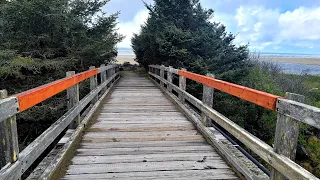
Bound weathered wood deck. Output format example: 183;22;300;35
62;72;238;180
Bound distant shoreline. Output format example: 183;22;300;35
260;57;320;66
116;53;320;66
116;54;138;65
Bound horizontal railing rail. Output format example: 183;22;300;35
0;64;120;179
149;64;320;180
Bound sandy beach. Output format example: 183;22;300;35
115;54;320;66
260;57;320;66
116;54;138;65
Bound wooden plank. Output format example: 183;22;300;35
86;125;195;132
76;145;213;154
83;130;200;138
82;135;204;143
79;140;206;148
277;98;320;129
71;153;221;165
66;161;231;174
63;169;237;180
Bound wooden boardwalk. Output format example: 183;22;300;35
62;72;238;180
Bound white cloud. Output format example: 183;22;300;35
233;5;320;51
117;10;149;48
278;7;320;40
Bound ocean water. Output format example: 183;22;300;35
118;48;134;55
117;48;320;75
275;62;320;75
257;52;320;75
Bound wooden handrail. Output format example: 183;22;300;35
0;64;120;179
148;64;320;180
16;69;98;112
0;65;118;122
178;70;281;110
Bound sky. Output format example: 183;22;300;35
103;0;320;54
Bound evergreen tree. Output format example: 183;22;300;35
132;0;249;82
0;0;123;146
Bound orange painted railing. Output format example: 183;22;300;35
178;70;280;110
15;69;98;112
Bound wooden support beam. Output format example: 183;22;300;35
66;71;80;129
160;65;165;87
179;68;186;102
107;66;112;87
271;92;305;180
202;73;214;127
100;64;107;92
0;90;19;169
90;66;98;104
167;66;173;93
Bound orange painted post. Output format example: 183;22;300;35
16;69;98;112
178;70;280;110
66;71;80;129
90;66;98;104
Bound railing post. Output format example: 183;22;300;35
167;66;173;92
107;65;112;87
271;92;305;180
66;71;80;129
0;90;19;169
179;68;186;102
202;73;214;126
160;65;165;87
90;66;98;104
100;64;107;92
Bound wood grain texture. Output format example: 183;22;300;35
62;72;238;180
202;73;214;127
149;71;319;180
66;71;80;129
271;92;305;180
0;90;19;169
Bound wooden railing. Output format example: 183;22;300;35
0;64;120;179
149;64;320;180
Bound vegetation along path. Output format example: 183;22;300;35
62;72;238;179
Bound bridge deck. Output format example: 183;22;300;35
62;72;238;180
